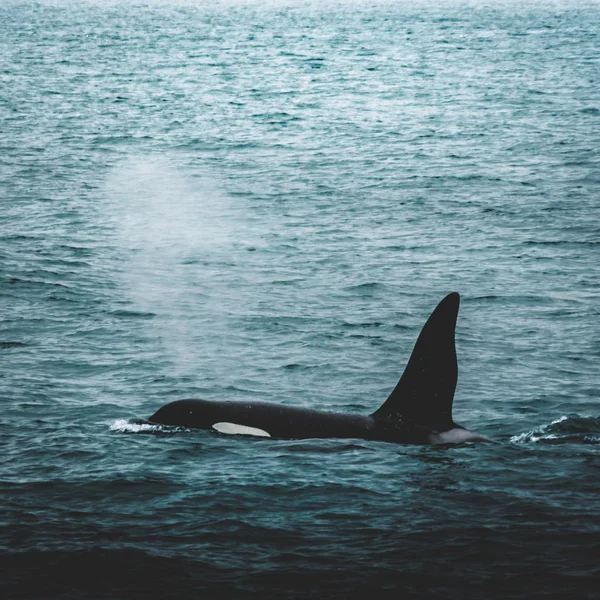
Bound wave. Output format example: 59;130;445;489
510;415;600;445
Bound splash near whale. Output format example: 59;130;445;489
148;293;489;445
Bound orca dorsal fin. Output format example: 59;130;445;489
372;292;460;432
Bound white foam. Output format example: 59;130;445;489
212;422;271;438
510;416;569;444
510;431;558;444
110;419;160;433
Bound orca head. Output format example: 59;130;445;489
148;399;202;428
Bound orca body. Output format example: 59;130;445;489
148;293;489;445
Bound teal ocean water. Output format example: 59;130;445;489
1;0;599;597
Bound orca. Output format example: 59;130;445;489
147;292;490;445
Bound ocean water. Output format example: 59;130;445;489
1;0;599;597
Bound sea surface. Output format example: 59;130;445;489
1;0;599;597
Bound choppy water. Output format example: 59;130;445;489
1;0;599;597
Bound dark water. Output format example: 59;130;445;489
1;0;599;597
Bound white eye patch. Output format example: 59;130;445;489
211;422;271;438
